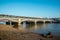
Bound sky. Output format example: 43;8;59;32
0;0;60;18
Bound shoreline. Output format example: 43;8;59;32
0;24;60;40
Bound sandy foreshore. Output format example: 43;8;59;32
0;24;60;40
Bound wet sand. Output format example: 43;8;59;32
0;24;60;40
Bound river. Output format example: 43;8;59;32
21;23;60;37
0;22;60;37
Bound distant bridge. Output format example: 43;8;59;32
0;14;54;28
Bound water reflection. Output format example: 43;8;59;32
22;23;60;37
0;22;6;24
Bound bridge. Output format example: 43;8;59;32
0;14;54;28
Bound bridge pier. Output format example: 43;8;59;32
34;20;37;30
18;18;21;29
22;21;26;29
50;21;52;23
6;21;12;26
35;20;37;25
10;21;12;26
43;20;46;24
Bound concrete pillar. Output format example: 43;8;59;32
18;18;21;29
35;20;37;25
50;21;52;23
34;20;38;30
44;20;45;23
22;21;26;29
43;23;46;28
10;21;12;26
35;23;37;30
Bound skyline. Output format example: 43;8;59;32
0;0;60;18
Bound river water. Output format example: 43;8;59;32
21;23;60;37
0;22;60;37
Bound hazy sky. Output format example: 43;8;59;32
0;0;60;18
